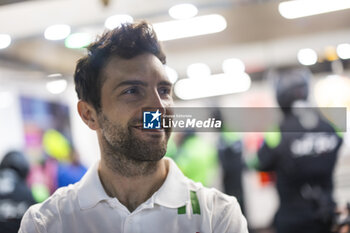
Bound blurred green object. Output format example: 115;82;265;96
264;130;281;149
222;131;240;144
43;129;71;161
175;135;218;186
165;136;177;159
330;122;344;138
31;183;50;203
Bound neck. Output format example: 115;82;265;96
98;157;168;212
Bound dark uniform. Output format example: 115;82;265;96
257;68;343;233
258;113;342;233
0;151;36;233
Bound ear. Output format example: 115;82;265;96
77;100;100;130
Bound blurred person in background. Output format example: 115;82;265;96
170;129;218;187
212;108;246;214
217;130;245;213
19;21;248;233
57;147;87;188
0;151;36;233
255;68;343;233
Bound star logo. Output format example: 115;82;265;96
143;109;162;129
150;110;162;122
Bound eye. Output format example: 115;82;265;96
159;87;171;96
123;87;139;95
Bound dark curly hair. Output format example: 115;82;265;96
74;21;166;110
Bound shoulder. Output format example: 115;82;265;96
37;182;79;210
20;183;80;233
187;180;248;233
195;184;240;215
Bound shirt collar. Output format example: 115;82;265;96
153;157;190;208
77;157;191;210
77;160;112;210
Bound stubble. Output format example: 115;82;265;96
98;113;170;177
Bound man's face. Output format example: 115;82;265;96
97;53;173;163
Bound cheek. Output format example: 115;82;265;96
116;109;142;126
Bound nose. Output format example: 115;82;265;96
146;90;167;114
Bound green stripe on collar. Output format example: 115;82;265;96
177;205;186;214
190;191;201;215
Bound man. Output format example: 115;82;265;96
256;68;343;233
19;22;248;233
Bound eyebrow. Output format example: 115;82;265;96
114;80;172;91
113;80;147;90
158;81;172;87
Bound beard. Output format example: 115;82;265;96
97;113;171;177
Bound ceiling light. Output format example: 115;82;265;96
279;0;350;19
153;14;227;41
44;24;71;40
174;73;251;100
65;32;94;49
0;34;11;49
187;63;211;79
168;3;198;19
46;79;67;94
337;43;350;59
164;65;178;84
47;73;63;79
105;14;133;30
297;48;318;66
222;58;245;74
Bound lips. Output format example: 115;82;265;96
132;125;164;133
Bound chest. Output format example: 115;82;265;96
58;205;211;233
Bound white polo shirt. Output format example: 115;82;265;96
19;158;248;233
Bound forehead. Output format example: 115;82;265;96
101;53;166;84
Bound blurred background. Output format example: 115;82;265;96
1;0;350;232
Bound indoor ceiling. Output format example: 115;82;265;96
1;0;350;81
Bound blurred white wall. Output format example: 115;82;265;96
0;88;25;160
